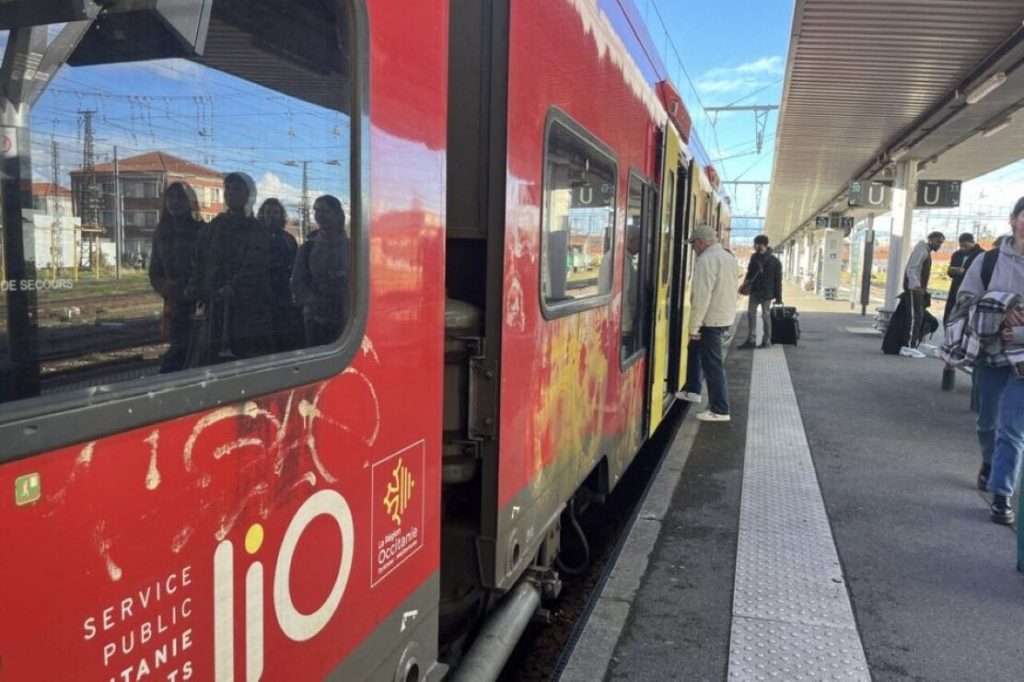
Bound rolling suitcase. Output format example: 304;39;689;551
770;305;800;345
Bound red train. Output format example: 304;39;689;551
0;1;730;679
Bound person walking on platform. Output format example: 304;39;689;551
957;198;1024;524
944;232;984;326
899;231;945;358
738;234;783;349
678;224;739;422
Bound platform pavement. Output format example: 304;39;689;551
559;282;1024;681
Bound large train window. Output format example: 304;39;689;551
540;110;616;318
0;1;365;439
621;173;656;366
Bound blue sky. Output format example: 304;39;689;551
643;0;794;242
27;46;348;218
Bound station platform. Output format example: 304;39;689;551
559;281;1024;681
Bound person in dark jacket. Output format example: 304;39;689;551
738;234;783;349
898;231;945;357
148;182;204;373
291;195;350;347
258;198;305;351
184;172;273;365
944;232;984;325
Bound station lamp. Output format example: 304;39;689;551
981;115;1013;138
965;71;1007;105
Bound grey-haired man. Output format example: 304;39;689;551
677;224;739;422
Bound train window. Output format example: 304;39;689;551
621;174;656;365
0;0;358;405
540;112;616;316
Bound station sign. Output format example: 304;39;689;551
815;215;854;229
848;181;892;209
916;180;960;208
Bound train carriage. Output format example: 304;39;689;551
0;1;728;680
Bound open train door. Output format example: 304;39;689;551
665;158;692;409
646;122;683;435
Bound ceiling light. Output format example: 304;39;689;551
982;115;1013;138
889;145;912;162
966;71;1007;104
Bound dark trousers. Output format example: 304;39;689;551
159;308;192;373
906;289;925;348
746;296;772;343
684;325;730;415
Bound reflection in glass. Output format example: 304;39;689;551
541;119;615;307
0;1;354;403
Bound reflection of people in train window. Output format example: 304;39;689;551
184;172;272;365
149;182;204;373
258;198;305;352
290;195;350;347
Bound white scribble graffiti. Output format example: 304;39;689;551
144;430;161;491
44;338;384;580
93;520;123;582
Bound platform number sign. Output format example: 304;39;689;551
14;473;40;506
848;181;893;209
916;180;960;209
815;216;829;228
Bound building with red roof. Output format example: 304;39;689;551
70;151;225;258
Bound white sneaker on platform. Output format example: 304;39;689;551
676;391;702;403
696;410;731;422
899;346;926;359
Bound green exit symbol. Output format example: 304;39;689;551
14;473;41;506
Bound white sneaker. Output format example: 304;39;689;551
676;391;702;403
696;410;731;422
899;346;927;359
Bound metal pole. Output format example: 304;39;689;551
113;145;121;279
301;160;310;238
860;213;875;316
884;160;917;310
450;581;541;682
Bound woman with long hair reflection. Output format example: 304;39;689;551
149;182;204;373
291;195;350;346
258;198;305;351
185;172;272;365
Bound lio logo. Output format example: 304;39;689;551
213;489;354;681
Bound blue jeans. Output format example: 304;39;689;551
685;326;730;415
975;364;1024;497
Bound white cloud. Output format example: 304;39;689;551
255;171;327;217
697;55;784;96
257;171;303;207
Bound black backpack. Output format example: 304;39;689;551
980;248;999;289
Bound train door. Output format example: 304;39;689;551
676;159;704;390
666;160;692;403
646;124;681;435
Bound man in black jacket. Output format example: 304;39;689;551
738;234;783;349
944;232;984;325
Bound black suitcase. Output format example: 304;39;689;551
881;293;910;355
770;305;800;345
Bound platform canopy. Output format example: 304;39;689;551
766;0;1024;244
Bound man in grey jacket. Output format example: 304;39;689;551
900;231;944;358
677;224;739;422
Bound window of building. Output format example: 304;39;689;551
540;112;616;316
0;0;361;418
621;173;656;365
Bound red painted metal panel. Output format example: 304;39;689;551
499;0;664;509
0;1;448;679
